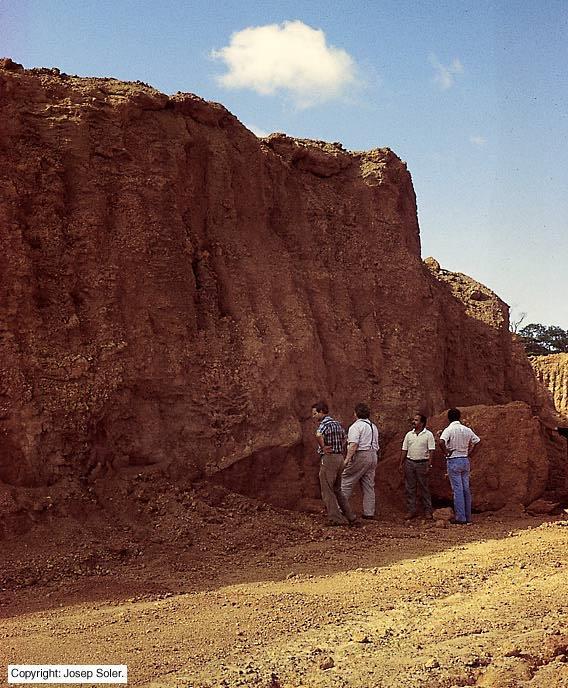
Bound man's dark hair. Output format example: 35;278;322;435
312;401;328;414
354;402;371;419
416;413;427;426
448;408;461;422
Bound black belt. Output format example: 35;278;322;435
406;458;429;463
447;456;467;461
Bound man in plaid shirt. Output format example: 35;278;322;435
311;401;348;526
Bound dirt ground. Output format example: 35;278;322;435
1;483;568;688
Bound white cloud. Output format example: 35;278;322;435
430;55;463;90
470;135;487;146
212;20;357;108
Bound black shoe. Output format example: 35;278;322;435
449;519;467;525
362;515;377;520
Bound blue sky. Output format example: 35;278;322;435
3;0;567;328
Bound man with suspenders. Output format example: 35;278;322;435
338;403;380;523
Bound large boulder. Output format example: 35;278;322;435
378;402;552;511
430;403;551;510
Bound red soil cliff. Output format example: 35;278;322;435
530;353;568;423
0;63;564;528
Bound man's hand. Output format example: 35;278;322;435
322;445;333;454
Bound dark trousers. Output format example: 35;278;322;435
404;459;432;515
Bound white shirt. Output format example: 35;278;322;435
440;420;480;458
402;428;435;460
348;418;379;451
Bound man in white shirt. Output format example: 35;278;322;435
400;413;435;520
338;403;379;523
439;408;481;525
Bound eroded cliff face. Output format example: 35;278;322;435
0;62;561;523
530;354;568;423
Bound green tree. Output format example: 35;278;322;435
519;323;568;356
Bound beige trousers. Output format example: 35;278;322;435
319;453;348;524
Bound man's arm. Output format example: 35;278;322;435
427;431;436;468
316;433;334;454
438;439;450;477
400;432;410;470
344;424;360;465
345;441;359;466
468;439;480;458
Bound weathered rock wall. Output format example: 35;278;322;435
530;354;568;422
0;62;560;518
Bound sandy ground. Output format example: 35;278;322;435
1;486;568;688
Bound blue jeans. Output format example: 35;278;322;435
447;457;471;522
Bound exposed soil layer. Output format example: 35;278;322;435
0;63;564;521
531;353;568;422
1;487;568;688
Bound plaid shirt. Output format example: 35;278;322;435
316;416;346;455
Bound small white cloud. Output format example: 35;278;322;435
212;20;358;108
470;135;487;146
245;123;270;137
430;55;463;90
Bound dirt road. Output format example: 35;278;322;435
2;506;568;688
